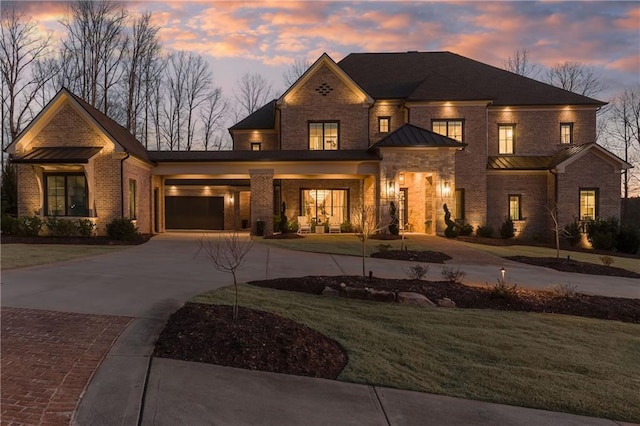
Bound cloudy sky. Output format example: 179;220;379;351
14;1;640;101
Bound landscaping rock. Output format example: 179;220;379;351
366;288;396;302
322;286;340;298
437;298;456;308
342;286;368;299
397;292;436;307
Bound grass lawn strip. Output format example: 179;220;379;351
193;284;640;423
1;244;125;270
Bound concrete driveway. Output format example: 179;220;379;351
1;233;638;425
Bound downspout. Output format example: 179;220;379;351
120;153;130;217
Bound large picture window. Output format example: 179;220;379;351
580;188;598;221
301;189;348;224
432;119;463;142
45;173;88;216
498;124;515;154
309;122;339;150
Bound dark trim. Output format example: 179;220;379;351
498;123;516;155
431;118;465;142
508;194;522;220
455;188;465;221
120;153;130;217
560;122;574;144
579;187;599;221
378;116;391;133
43;172;89;217
308;120;340;150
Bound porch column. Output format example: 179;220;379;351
249;169;274;236
233;190;241;230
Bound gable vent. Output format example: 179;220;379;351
315;82;334;96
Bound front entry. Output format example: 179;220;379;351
165;196;224;230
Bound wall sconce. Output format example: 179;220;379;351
388;180;395;197
398;172;405;185
442;181;451;197
229;195;234;204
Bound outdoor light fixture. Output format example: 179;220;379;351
500;267;506;281
388;180;395;197
398;172;405;185
442;181;451;197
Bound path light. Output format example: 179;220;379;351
500;267;506;281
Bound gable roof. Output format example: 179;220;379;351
370;124;466;149
229;99;277;131
339;52;605;106
551;143;632;171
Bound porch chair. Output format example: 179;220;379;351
328;216;341;233
297;216;311;234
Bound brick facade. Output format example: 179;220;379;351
249;169;274;235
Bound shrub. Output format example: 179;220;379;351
76;219;96;237
500;217;515;239
388;201;399;236
490;279;518;301
376;243;392;252
287;220;299;234
563;219;582;246
444;226;458;238
599;255;614;267
441;266;466;283
590;231;616;251
46;217;78;237
457;222;474;236
106;218;139;241
616;226;640;254
340;221;354;233
547;283;577;298
405;264;429;280
1;214;20;235
19;215;43;237
476;225;493;238
586;217;618;250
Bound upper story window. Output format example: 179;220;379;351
45;173;88;217
560;123;573;144
579;188;598;221
509;194;522;220
378;117;390;133
251;143;261;151
309;121;338;150
432;119;463;142
498;124;515;154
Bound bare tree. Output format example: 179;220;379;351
200;89;226;150
0;6;55;145
282;57;310;87
546;205;562;259
233;72;274;118
184;53;212;150
351;205;386;277
502;48;539;78
544;62;604;98
198;232;254;320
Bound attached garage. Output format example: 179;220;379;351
165;196;224;230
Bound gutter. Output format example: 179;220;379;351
120;152;130;217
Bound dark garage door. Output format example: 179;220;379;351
165;196;224;230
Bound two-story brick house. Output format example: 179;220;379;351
7;51;630;238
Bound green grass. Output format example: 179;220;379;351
1;244;125;270
194;284;640;422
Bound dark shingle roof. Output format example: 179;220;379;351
371;124;465;149
11;146;102;164
229;100;277;131
148;149;381;163
66;90;151;163
339;52;605;106
487;156;554;170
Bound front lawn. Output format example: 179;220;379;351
186;284;640;422
0;243;125;270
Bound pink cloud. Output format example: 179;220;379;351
606;55;640;74
614;7;640;31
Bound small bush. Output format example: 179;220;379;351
46;217;78;237
490;279;518;301
616;226;640;254
444;226;458;238
341;221;354;233
106;218;139;241
599;255;614;267
287;220;299;234
1;214;20;235
457;222;474;236
591;232;616;251
76;219;96;237
405;264;429;280
563;219;582;246
500;217;515;239
547;283;577;298
476;225;494;238
376;243;392;252
586;217;618;250
19;215;43;237
441;266;466;283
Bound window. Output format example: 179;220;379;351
45;173;88;216
579;189;598;221
129;179;137;220
455;189;465;221
560;123;573;144
251;143;261;151
432;119;463;142
509;194;522;220
301;189;348;224
309;122;338;150
378;117;390;133
498;124;515;154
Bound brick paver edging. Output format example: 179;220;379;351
1;307;132;426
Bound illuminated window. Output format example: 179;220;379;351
560;123;573;144
579;189;598;221
301;189;348;224
509;194;521;220
432;119;463;142
129;179;137;220
251;143;261;151
45;173;88;217
309;122;339;150
455;189;465;221
499;124;515;154
378;117;390;133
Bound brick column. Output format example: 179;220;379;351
249;169;274;236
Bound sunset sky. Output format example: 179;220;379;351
12;1;640;102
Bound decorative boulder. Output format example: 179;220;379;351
366;288;396;302
322;286;340;298
437;298;456;308
397;292;436;307
343;286;368;299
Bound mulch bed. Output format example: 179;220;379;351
506;256;640;279
371;250;452;263
0;235;152;245
262;233;305;239
153;303;347;379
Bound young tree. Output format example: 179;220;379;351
546;205;562;259
351;205;386;277
282;57;310;87
502;48;539;78
233;72;274;118
184;53;212;150
200;89;226;150
198;232;254;320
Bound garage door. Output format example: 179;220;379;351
165;196;224;230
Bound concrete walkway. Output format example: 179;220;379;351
1;233;638;425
